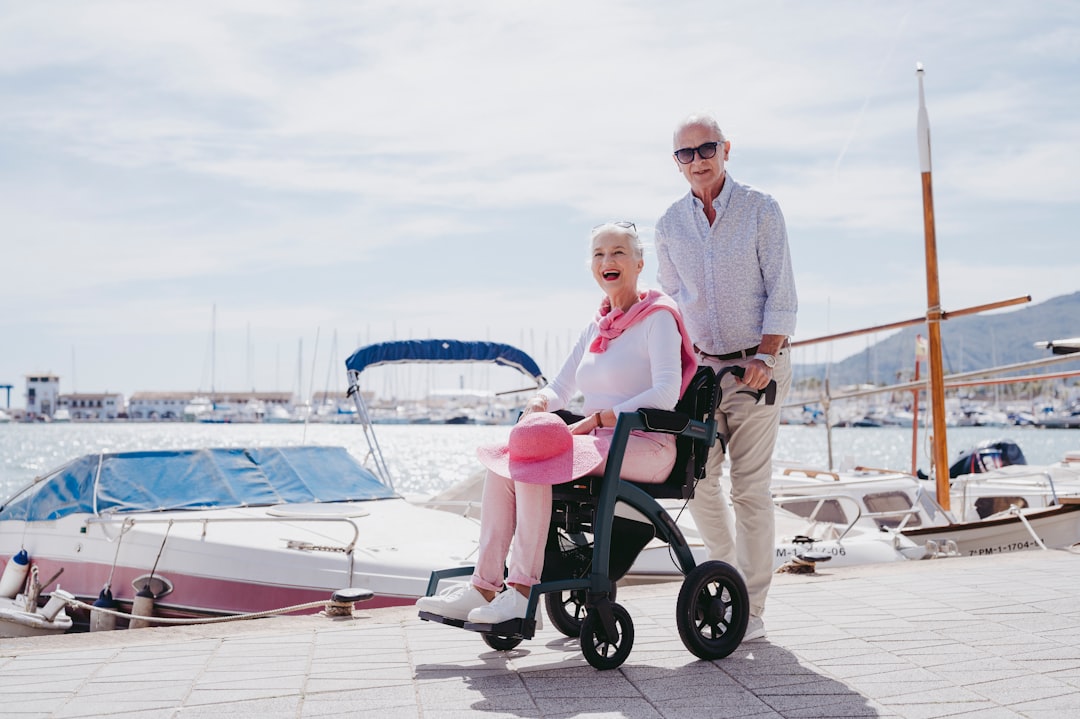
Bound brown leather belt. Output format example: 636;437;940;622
694;339;790;361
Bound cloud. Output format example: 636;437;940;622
2;1;1079;400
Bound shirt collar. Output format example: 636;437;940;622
690;174;734;217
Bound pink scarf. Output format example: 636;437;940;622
589;289;698;395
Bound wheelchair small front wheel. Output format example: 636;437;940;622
545;584;617;638
676;560;749;660
482;633;523;652
579;602;634;670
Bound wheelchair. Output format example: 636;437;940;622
419;366;765;670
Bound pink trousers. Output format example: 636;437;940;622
472;428;677;592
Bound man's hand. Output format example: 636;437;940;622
739;359;774;390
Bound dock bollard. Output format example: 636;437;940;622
323;588;374;617
40;589;74;622
128;583;156;629
91;587;119;632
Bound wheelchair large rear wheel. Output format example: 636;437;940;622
676;560;749;660
545;584;617;638
579;602;634;670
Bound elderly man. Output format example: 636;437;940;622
655;113;797;642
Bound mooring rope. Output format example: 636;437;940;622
59;596;343;625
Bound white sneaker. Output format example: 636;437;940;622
743;615;767;642
416;584;489;621
467;588;542;630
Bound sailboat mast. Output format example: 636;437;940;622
211;304;217;403
916;64;951;510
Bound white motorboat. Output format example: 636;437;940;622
0;595;73;638
0;446;482;630
616;450;1080;576
770;459;1080;559
0;339;551;632
0;558;74;637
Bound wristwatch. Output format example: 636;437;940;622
753;352;776;369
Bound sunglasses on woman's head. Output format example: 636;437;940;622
592;221;636;231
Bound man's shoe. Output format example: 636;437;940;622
416;583;489;621
467;588;542;630
743;615;767;642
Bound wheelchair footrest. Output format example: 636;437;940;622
417;610;467;628
464;617;537;639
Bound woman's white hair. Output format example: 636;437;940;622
589;222;644;260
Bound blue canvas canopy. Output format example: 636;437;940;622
344;340;544;384
0;446;395;522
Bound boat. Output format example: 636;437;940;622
769;459;1080;559
625;450;1080;577
181;396;213;422
900;499;1080;557
0;558;74;637
0;446;483;631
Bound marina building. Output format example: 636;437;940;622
25;373;60;420
57;392;126;421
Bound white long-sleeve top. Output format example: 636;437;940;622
537;310;683;417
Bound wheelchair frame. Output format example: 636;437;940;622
419;366;761;669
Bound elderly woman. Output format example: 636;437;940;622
417;221;696;626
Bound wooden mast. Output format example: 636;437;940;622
917;64;952;510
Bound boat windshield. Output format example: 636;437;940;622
0;446;396;522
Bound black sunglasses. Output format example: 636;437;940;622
674;142;720;165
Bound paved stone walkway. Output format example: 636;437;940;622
2;548;1079;718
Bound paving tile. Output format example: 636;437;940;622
177;696;300;717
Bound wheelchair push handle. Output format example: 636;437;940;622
715;365;778;406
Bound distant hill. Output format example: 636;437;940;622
795;291;1080;388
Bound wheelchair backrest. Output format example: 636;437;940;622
648;365;719;499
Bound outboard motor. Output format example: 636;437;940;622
949;438;1027;478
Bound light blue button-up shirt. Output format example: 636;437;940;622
655;175;797;355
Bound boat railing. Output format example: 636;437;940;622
952;469;1061;522
772;493;865;541
85;514;363;581
773;486;933;538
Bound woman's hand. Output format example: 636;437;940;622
569;410;606;435
521;395;549;417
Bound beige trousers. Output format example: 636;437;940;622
688;347;792;617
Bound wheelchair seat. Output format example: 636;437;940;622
546;365;720;582
551;364;720;502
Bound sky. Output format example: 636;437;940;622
2;1;1078;406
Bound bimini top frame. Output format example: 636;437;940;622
344;339;546;489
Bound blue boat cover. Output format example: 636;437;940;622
344;340;544;383
0;446;396;522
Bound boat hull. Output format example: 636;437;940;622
0;499;480;623
900;500;1080;557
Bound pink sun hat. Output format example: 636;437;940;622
476;412;604;485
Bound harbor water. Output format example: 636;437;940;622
2;422;1078;502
